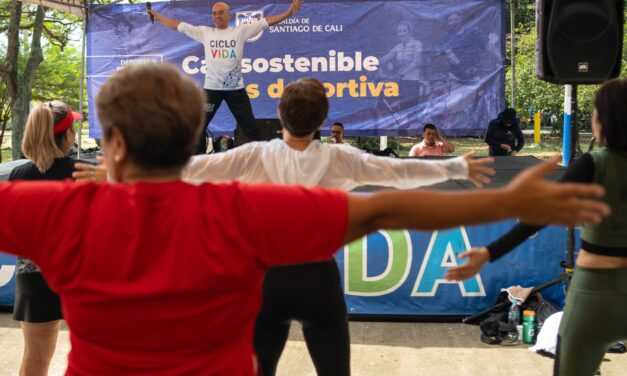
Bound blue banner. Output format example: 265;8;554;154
0;253;16;306
87;0;505;138
337;221;572;316
1;222;573;314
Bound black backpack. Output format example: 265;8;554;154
479;291;559;345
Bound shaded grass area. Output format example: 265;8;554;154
346;133;593;159
1;147;12;163
2;133;593;163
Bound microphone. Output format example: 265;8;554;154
147;2;154;24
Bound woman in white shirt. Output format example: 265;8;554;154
183;79;494;376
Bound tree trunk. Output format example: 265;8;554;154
0;119;6;163
3;2;46;160
10;90;30;159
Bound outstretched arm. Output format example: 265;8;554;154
344;157;609;244
73;146;258;184
265;0;303;26
148;9;181;30
343;147;494;189
445;154;597;281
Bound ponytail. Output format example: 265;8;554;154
21;102;67;173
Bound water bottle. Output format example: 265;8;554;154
522;310;537;344
507;301;520;342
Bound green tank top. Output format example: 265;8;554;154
581;149;627;249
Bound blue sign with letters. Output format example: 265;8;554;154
0;253;16;307
336;221;571;316
87;0;505;138
1;221;572;314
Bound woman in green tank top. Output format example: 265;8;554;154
446;78;627;376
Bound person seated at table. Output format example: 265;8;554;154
330;121;345;144
0;63;610;375
409;123;455;156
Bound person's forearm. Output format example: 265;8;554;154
352;155;467;189
182;154;241;183
487;223;544;261
345;189;514;243
266;10;294;26
441;138;455;153
265;0;301;26
345;156;610;245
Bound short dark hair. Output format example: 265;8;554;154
96;63;206;169
332;122;344;129
423;123;436;132
279;78;328;138
594;78;627;152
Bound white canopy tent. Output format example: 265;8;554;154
22;0;87;19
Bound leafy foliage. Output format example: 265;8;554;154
505;1;627;136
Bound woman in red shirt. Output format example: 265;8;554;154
0;63;610;375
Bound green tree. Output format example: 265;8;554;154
33;44;82;109
0;0;81;159
506;1;627;148
0;73;10;163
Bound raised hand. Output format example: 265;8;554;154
462;151;494;187
73;156;108;183
289;0;304;16
445;247;490;281
505;156;610;226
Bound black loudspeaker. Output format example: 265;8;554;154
536;0;624;84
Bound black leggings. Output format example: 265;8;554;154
254;260;350;376
197;88;260;154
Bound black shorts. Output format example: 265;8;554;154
12;272;62;323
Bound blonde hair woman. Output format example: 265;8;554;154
9;100;81;376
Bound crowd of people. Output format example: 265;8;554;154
0;2;624;376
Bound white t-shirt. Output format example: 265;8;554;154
178;20;269;90
183;139;468;190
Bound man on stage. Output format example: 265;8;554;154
148;0;304;153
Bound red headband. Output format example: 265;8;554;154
53;106;82;134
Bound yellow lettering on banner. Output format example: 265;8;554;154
367;82;384;97
260;78;399;99
384;83;399;97
247;84;260;99
336;82;348;97
268;79;285;99
323;82;336;97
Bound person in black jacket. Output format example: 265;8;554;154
485;108;525;156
